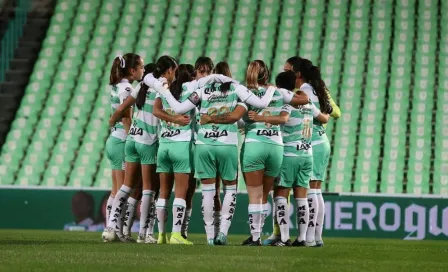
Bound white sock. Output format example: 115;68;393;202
123;197;137;235
248;203;263;241
214;210;221;238
139;190;155;236
275;197;289;242
219;184;237;236
181;208;192;237
107;185;131;231
262;202;269;230
306;189;319;243
147;198;156;235
296;197;309;241
315;189;325;242
106;195;114;224
156;198;168;234
172;198;186;233
201;184;216;240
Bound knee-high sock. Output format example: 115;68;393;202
202;184;216;240
275;197;289;242
181;208;192;237
219;185;237;236
306;189;319;242
107;185;131;231
123;197;137;235
156;198;168;234
172;198;186;233
139;190;155;237
147;198;156;235
248;204;263;241
296;198;309;241
106;195;114;224
315;189;325;241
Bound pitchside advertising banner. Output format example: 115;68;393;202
0;188;447;240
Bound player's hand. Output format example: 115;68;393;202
108;118;115;127
248;111;261;122
174;115;190;126
200;114;212;125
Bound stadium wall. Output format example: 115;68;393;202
0;187;447;240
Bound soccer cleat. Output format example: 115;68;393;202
122;234;136;243
207;238;215;246
241;236;253;245
271;239;292;247
102;227;117;242
315;240;324;247
170;233;193;245
145;234;158;244
136;234;146;244
243;238;262;246
214;232;227;245
262;234;280;246
292;239;307;247
306;240;317;247
157;233;169;244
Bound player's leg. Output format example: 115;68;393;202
241;142;266;246
123;174;142;242
215;145;238;245
214;175;222;240
182;143;196;239
307;141;330;246
146;169;159;243
195;144;218;245
169;142;194;245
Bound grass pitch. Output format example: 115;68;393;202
0;230;446;272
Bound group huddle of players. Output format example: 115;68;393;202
101;54;340;247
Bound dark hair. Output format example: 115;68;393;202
286;56;301;69
246;60;270;89
195;56;214;73
136;63;157;110
109;53;142;85
275;71;296;91
214;62;232;77
170;64;194;100
289;58;331;113
153;55;177;78
185;64;195;78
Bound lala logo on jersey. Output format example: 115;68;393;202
161;129;181;138
297;142;311;151
256;129;279;137
204;125;228;138
318;130;326;136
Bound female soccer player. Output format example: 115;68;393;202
240;60;310;246
102;56;177;243
288;57;338;247
103;53;143;241
148;73;278;245
269;71;329;246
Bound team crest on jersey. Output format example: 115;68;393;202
125;87;131;92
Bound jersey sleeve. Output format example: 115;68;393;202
310;103;322;117
130;83;140;99
187;88;203;105
119;85;133;103
281;104;293;114
234;84;253;102
277;88;294;104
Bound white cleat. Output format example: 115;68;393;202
102;227;117;242
145;234;158;244
136;234;146;244
306;240;317;247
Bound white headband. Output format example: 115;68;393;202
116;55;125;68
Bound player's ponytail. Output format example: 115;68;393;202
153;55;177;79
136;63;157;110
214;61;232;78
169;64;194;100
109;53;141;85
246;60;270;89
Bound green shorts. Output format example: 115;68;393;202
105;136;125;170
125;140;157;165
157;142;193;173
195;144;238;181
277;155;313;188
241;142;283;178
312;141;331;181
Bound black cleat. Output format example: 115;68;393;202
243;237;262;246
272;239;292;247
242;236;253;245
292;239;306;247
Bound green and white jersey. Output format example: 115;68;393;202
299;83;328;146
110;79;133;140
243;87;294;146
189;82;248;146
281;102;320;157
127;83;159;146
157;82;196;143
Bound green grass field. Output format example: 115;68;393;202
0;230;447;272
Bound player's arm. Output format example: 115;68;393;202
152;83;198;114
153;97;190;126
311;103;329;124
326;88;341;119
278;88;309;107
109;95;136;128
248;110;289;125
235;85;275;108
200;104;247;125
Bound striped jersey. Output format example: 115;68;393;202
110;79;133;140
281;102;320;157
157;81;196;143
244;87;294;146
189;82;248;146
127;82;159;146
299;83;328;146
